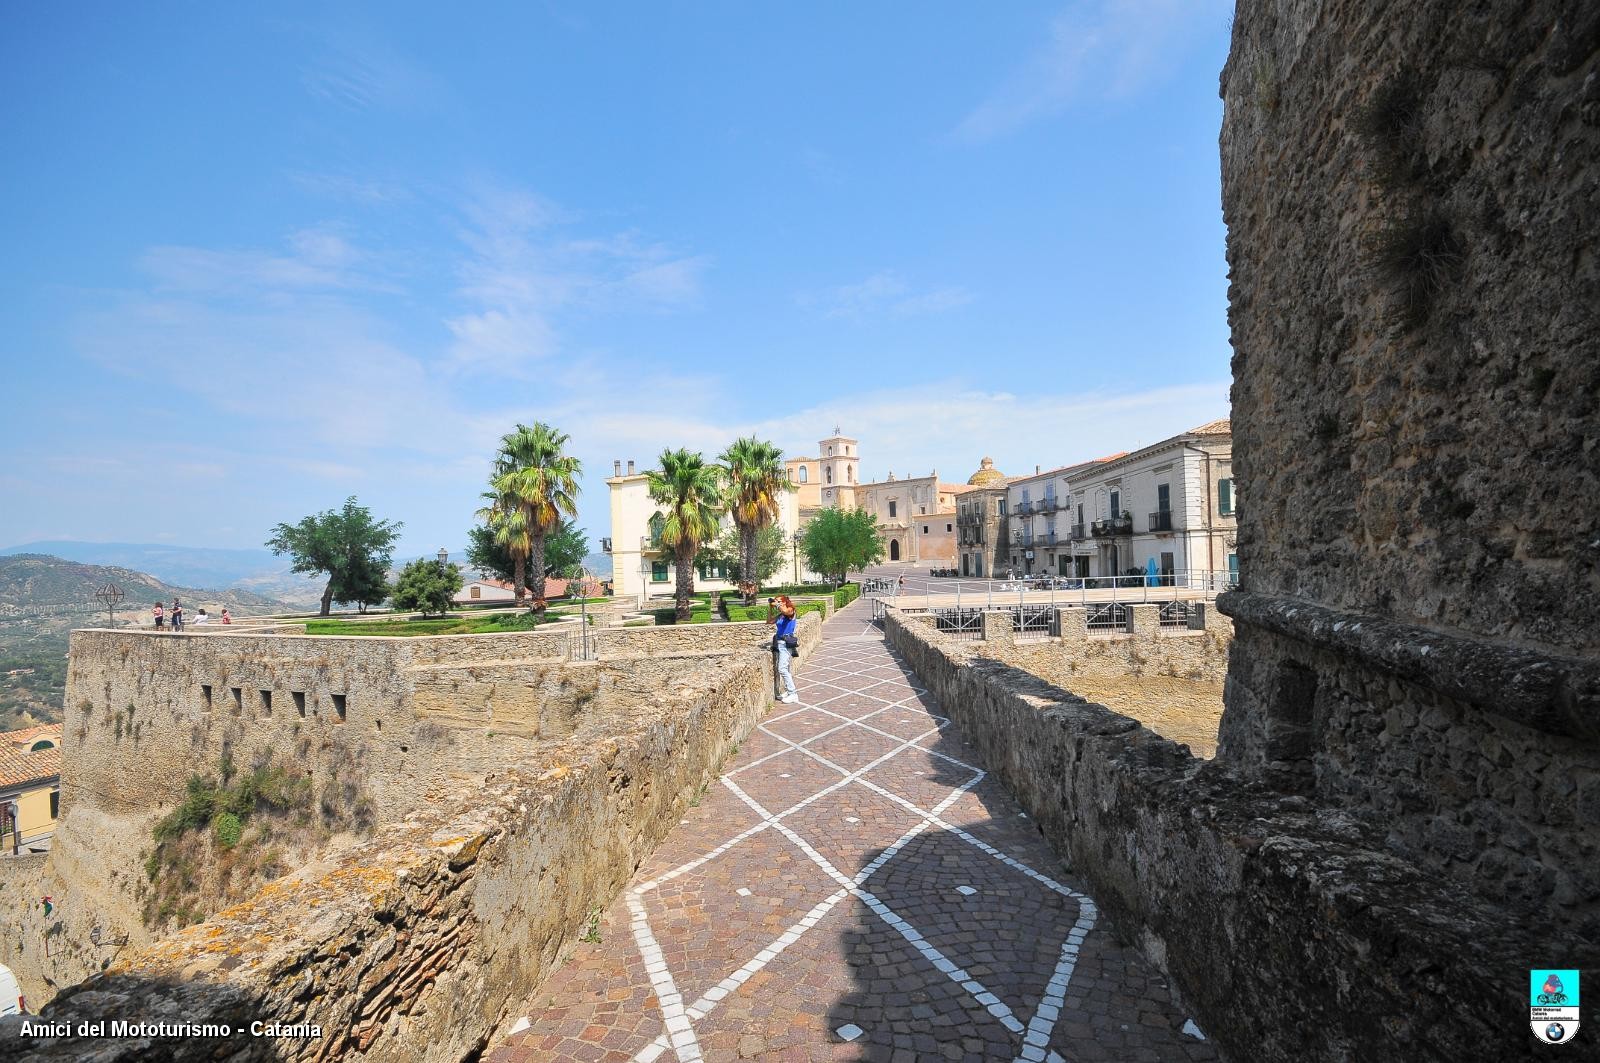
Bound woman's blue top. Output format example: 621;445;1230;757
775;613;797;638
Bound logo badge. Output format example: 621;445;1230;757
1532;969;1580;1045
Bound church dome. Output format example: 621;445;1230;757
967;457;1006;487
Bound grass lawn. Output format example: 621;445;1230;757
302;613;565;637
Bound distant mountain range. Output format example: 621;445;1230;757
0;553;289;619
0;540;325;605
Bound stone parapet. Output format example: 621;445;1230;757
0;646;778;1062
882;609;1585;1062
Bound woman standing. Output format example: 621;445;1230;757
152;602;164;630
768;595;801;704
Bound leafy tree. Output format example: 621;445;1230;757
646;449;724;620
702;523;786;584
801;507;884;586
484;423;582;610
390;558;463;617
266;497;403;616
466;518;588;585
331;556;390;614
720;437;789;603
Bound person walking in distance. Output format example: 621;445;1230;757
170;598;184;632
767;595;801;704
153;602;164;631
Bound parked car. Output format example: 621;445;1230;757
0;961;25;1017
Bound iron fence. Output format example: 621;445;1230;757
1158;600;1191;628
1086;603;1129;632
930;607;984;640
1011;604;1058;641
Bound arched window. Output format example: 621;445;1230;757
826;466;833;484
798;465;808;483
847;466;854;483
30;739;55;751
648;513;665;543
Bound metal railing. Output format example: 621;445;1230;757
930;607;983;640
1148;511;1174;532
1038;497;1061;513
1069;523;1086;540
904;568;1238;614
1011;604;1058;640
640;535;664;551
1015;501;1034;515
1158;600;1191;628
1086;602;1129;631
1090;515;1133;537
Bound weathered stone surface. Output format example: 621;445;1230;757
884;609;1591;1062
1218;0;1600;944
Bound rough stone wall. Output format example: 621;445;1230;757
1219;0;1600;934
883;609;1585;1062
1;622;806;1007
976;606;1233;685
0;645;777;1062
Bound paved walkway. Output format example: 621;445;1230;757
491;599;1215;1062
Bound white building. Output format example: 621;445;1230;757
604;458;805;603
1003;420;1236;582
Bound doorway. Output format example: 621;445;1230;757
890;539;901;561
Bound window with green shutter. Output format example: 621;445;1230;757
651;560;669;582
1218;478;1233;515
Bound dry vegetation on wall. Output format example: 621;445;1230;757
141;745;375;932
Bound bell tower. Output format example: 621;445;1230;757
817;427;860;509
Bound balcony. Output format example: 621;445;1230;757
1038;497;1062;514
1148;510;1174;533
640;535;665;552
956;512;983;526
601;537;613;553
1070;523;1087;540
1091;514;1133;537
1015;501;1034;515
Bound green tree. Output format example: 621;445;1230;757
390;558;464;617
331;556;391;614
801;507;884;586
720;437;789;603
485;423;582;610
266;497;403;617
466;518;589;585
702;523;786;584
646;448;724;620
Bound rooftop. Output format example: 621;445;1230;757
0;722;62;790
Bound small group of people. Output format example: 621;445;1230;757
152;599;230;631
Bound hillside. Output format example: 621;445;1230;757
0;540;325;606
0;554;290;729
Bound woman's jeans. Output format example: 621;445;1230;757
776;642;798;698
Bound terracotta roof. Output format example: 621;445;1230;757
0;724;61;791
1187;418;1231;436
4;723;62;750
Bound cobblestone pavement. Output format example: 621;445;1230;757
491;598;1216;1062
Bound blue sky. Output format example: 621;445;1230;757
1;2;1234;560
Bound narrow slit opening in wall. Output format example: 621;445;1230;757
332;693;347;723
230;687;242;715
200;684;212;713
293;691;306;717
259;689;272;715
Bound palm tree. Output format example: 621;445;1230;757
488;422;582;610
474;489;532;602
720;436;788;603
647;448;724;621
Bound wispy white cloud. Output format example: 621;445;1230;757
445;186;707;374
953;0;1219;143
140;225;388;295
800;271;972;319
301;37;441;113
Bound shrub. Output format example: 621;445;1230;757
833;583;861;609
213;812;243;849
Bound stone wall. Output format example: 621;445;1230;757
974;605;1233;685
0;619;813;1009
1219;0;1600;941
883;609;1586;1062
0;644;780;1061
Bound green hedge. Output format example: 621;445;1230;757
833;583;861;608
725;600;826;623
647;606;715;625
